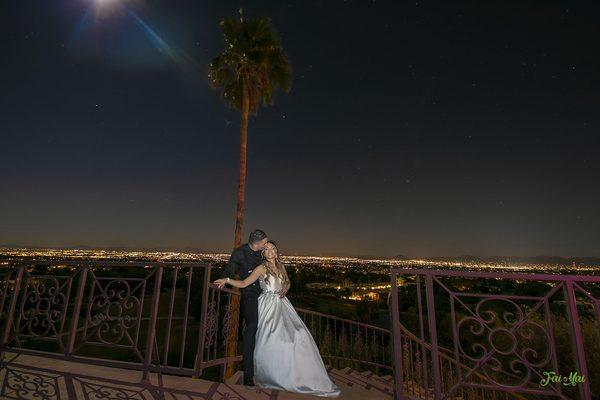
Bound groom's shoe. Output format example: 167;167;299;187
243;377;255;388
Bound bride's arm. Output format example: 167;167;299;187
280;266;291;298
214;264;265;289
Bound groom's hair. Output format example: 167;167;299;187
248;229;267;244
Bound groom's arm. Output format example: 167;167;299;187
222;247;241;279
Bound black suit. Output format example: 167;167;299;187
222;243;263;381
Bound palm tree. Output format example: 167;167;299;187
208;8;292;378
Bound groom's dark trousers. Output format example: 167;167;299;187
222;243;263;382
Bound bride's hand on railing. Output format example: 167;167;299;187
213;278;227;289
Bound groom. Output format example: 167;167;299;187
222;229;268;387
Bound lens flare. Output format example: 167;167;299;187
94;0;121;13
127;8;200;78
67;6;92;49
127;10;178;62
67;1;200;83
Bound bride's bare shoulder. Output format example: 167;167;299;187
257;263;268;275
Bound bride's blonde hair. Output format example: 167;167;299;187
261;240;289;287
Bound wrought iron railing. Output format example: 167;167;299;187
297;305;529;400
0;260;241;380
390;268;600;400
4;259;593;400
296;307;392;375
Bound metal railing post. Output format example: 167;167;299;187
416;275;430;392
390;270;405;400
425;273;441;400
564;279;592;400
0;266;25;361
142;264;163;382
194;264;212;377
66;267;88;356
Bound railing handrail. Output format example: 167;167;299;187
391;267;600;282
295;307;390;333
207;282;241;295
1;259;211;269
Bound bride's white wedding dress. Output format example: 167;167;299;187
253;272;341;397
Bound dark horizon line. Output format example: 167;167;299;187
1;243;599;262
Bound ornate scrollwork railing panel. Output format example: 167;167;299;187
13;271;74;350
390;268;600;400
79;271;148;358
194;283;241;376
0;260;229;380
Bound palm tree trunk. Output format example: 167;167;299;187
233;94;248;248
224;73;250;379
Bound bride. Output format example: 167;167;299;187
214;240;341;397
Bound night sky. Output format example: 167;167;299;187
1;1;598;258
